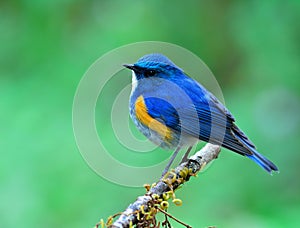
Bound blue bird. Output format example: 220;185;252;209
124;53;278;176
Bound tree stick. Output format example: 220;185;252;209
110;143;221;228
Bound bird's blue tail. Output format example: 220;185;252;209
232;126;278;174
225;125;279;174
246;149;278;174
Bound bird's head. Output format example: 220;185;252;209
123;53;183;81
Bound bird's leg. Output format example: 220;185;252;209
180;146;193;164
161;146;181;178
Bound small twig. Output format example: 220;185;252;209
162;209;171;228
158;207;192;228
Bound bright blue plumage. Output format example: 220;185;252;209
124;53;278;173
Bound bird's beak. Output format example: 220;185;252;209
123;64;135;70
123;64;143;73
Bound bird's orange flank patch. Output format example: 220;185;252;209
135;95;172;141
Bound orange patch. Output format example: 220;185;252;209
135;96;172;141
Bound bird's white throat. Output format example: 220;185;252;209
131;71;138;94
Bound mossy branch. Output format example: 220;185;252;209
107;143;221;228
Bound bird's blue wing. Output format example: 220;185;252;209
177;76;255;154
143;76;253;155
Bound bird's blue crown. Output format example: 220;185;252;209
135;53;183;72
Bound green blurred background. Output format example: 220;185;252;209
1;0;300;227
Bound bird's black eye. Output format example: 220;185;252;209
145;70;156;77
